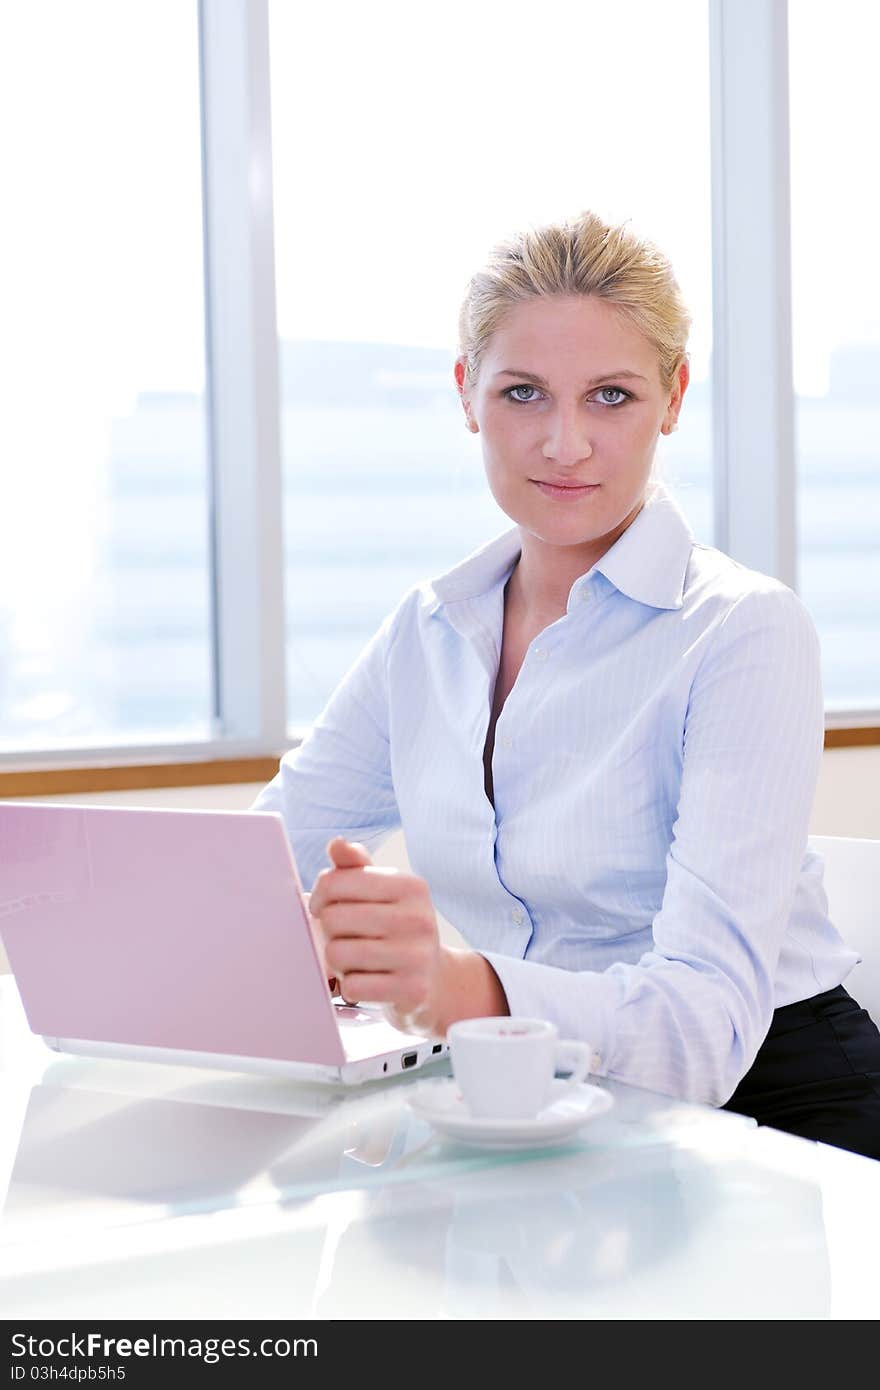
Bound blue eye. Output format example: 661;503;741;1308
504;384;543;403
594;386;629;406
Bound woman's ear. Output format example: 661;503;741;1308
454;356;479;433
662;356;690;435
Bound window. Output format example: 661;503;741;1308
2;1;876;773
269;0;713;728
0;1;211;752
790;0;880;712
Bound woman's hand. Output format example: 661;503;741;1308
301;889;347;999
308;837;508;1036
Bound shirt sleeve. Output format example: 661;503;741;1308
251;610;401;892
481;586;825;1106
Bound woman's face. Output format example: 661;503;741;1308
456;294;688;553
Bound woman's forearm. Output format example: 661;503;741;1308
435;947;510;1034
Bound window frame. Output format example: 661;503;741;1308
0;0;876;783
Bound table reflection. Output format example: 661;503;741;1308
309;1129;832;1319
0;1058;833;1320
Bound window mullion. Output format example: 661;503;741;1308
709;0;796;589
199;0;286;749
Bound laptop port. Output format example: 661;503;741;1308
402;1052;418;1069
432;1044;442;1054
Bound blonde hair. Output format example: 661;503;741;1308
458;211;691;391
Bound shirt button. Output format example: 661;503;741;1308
512;907;525;926
500;734;513;749
533;648;548;663
580;587;591;603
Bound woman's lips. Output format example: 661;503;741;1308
532;480;600;500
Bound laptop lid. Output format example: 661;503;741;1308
0;804;347;1068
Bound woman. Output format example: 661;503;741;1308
253;211;880;1158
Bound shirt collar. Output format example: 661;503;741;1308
428;482;694;613
593;481;694;611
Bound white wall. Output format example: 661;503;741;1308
809;746;880;838
2;746;878;975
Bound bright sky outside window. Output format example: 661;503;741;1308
0;1;211;750
269;0;713;729
790;0;880;711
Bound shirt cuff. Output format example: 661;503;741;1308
480;950;614;1077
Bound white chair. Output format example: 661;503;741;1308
808;835;880;1025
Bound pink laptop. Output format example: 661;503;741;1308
0;803;448;1084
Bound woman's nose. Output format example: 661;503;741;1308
541;407;593;466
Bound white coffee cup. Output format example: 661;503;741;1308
447;1017;594;1120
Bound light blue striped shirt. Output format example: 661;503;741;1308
253;483;858;1105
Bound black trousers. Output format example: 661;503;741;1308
722;985;880;1160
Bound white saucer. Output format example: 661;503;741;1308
407;1078;614;1150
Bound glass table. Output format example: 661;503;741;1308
1;977;877;1319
